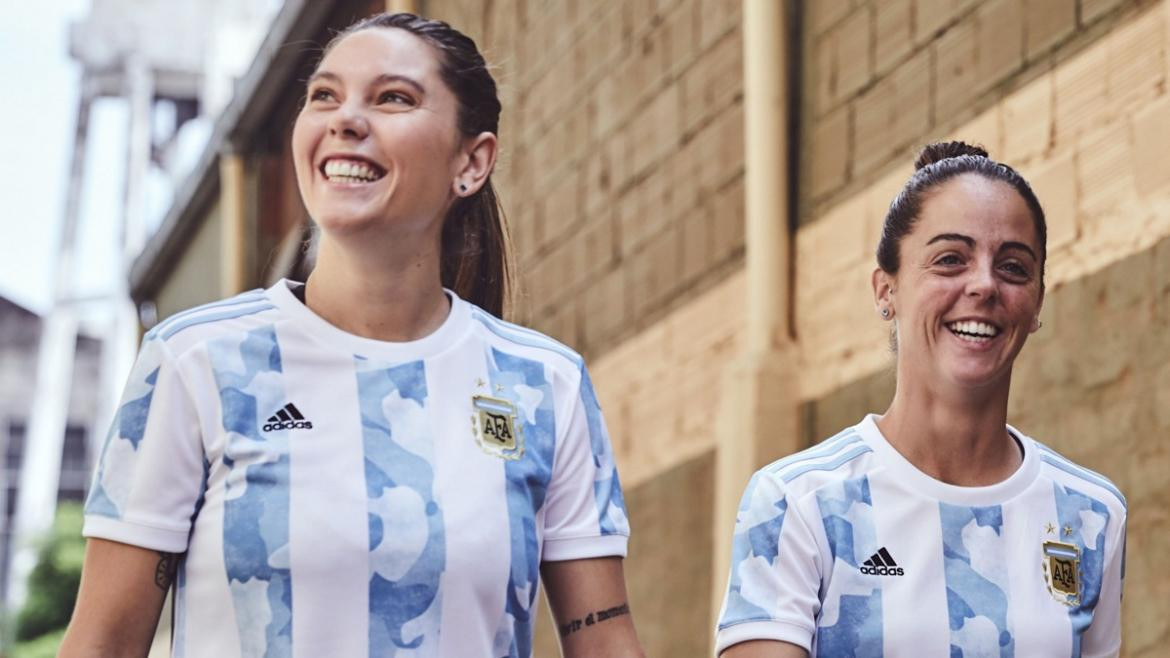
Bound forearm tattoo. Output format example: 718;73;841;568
155;552;180;590
558;602;631;638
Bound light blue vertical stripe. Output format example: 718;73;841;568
718;471;788;629
209;325;293;657
355;358;444;655
1052;483;1111;657
938;503;1013;658
814;476;882;657
577;366;628;536
485;347;557;657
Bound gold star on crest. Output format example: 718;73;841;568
1063;524;1074;537
495;384;505;393
1044;522;1056;535
475;378;486;388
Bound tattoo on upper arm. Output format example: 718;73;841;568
558;602;630;638
155;552;180;591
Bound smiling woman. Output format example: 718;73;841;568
715;143;1127;658
60;13;643;658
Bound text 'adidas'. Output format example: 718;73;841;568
860;547;904;576
263;403;314;432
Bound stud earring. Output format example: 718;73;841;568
881;308;890;319
459;183;468;193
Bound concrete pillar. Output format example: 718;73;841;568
6;90;94;613
220;150;248;296
386;0;419;14
710;0;801;641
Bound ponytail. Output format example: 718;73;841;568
441;179;513;317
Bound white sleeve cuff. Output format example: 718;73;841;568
715;620;813;655
83;515;191;553
541;533;628;561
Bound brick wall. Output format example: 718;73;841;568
801;0;1152;224
431;0;746;360
797;0;1170;401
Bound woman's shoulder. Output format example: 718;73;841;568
1023;433;1127;512
143;287;278;353
747;423;876;500
464;304;585;375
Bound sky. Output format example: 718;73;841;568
0;0;127;317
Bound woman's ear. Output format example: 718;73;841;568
872;268;895;320
453;131;498;197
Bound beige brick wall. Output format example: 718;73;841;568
800;0;1155;225
431;0;746;360
798;0;1170;401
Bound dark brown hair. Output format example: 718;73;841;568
877;141;1047;285
323;12;513;317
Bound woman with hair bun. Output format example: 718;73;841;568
715;142;1126;657
62;13;642;658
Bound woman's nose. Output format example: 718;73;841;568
965;263;998;302
328;102;369;139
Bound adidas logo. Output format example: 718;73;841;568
262;403;313;432
860;547;904;576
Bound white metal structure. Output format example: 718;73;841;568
6;0;281;616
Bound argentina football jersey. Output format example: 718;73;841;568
716;415;1125;657
83;280;629;658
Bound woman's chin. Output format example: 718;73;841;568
312;210;384;236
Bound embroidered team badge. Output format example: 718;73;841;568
471;395;524;460
1042;540;1081;606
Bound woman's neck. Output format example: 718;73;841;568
304;235;450;342
876;375;1021;487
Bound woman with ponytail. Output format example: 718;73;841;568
715;142;1125;657
63;14;642;658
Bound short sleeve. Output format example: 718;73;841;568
83;335;207;553
1081;507;1127;657
715;470;821;655
540;364;629;561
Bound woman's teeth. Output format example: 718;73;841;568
324;159;382;183
947;320;1000;342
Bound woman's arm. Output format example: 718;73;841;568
722;640;809;657
541;556;644;658
58;538;177;658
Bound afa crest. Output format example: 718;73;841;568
1042;540;1081;606
471;395;524;460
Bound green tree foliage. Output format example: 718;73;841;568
13;502;85;642
8;627;66;658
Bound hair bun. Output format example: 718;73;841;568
913;141;989;170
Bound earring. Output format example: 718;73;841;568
459;183;468;193
881;308;890;319
1035;319;1043;330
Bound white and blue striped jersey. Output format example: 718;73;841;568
83;280;629;658
716;415;1125;657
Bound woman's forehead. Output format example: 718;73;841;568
318;28;442;82
912;175;1039;245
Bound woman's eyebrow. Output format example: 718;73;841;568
370;73;426;95
926;233;975;248
1000;241;1038;260
307;70;426;96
